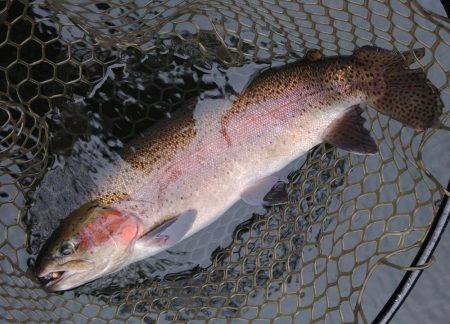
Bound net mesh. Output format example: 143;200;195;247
0;0;449;322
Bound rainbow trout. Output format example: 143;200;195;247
35;46;442;291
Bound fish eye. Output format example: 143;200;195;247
59;241;75;257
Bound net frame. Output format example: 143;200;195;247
374;180;450;323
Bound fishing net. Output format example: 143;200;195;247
1;0;449;322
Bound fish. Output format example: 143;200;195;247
34;46;443;291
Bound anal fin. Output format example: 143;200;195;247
322;105;377;155
263;181;288;206
241;176;289;207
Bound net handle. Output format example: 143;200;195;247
373;183;450;323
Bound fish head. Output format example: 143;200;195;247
35;201;141;291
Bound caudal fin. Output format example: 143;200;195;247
354;46;443;131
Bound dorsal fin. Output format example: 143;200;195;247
322;105;377;155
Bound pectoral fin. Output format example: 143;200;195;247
137;209;196;247
241;176;289;206
322;105;378;155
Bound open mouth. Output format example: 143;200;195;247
35;259;95;290
38;271;67;287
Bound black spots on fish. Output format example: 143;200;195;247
126;116;197;175
364;71;375;82
97;192;128;205
220;47;436;135
368;78;442;130
354;46;443;130
355;46;426;68
220;56;335;126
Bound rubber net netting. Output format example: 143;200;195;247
0;0;449;323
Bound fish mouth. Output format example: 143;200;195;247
35;258;99;291
37;270;71;289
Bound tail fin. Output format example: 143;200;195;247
354;46;443;131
